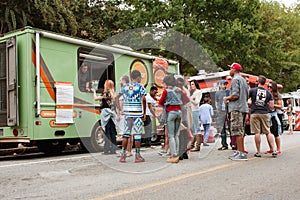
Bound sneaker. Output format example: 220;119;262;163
228;151;240;159
231;152;248;161
271;151;277;158
203;143;209;146
254;153;262;157
126;152;133;157
119;155;126;163
135;153;145;163
158;149;167;155
190;148;200;152
218;146;228;151
276;151;282;155
265;150;273;154
162;152;171;157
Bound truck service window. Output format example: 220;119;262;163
78;48;114;93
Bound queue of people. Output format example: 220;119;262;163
90;63;292;164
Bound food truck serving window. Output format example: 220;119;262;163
78;48;114;93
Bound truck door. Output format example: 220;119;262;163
6;37;18;126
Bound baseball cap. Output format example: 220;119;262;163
228;63;242;71
220;80;228;85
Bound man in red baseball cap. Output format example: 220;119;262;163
224;62;249;161
228;63;242;71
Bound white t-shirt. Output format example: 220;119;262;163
146;93;156;116
190;89;202;111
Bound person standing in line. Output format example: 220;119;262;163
117;75;134;157
286;99;294;134
223;63;249;161
189;80;202;152
249;75;277;158
143;86;158;148
215;80;230;150
93;80;117;154
175;76;191;160
267;81;282;155
158;74;189;163
115;70;147;163
199;97;214;146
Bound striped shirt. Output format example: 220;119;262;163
119;82;146;117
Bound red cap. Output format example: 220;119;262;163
228;63;242;71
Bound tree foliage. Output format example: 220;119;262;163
0;0;299;92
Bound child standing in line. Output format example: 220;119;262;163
199;97;214;146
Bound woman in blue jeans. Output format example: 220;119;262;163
267;81;282;154
159;74;189;163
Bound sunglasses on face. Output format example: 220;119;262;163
268;86;272;89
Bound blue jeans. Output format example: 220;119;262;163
167;110;182;156
192;110;200;134
203;124;211;143
268;111;282;136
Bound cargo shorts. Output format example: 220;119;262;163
230;110;246;136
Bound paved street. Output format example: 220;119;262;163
0;131;300;200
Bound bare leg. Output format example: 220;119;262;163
236;135;244;153
266;133;275;152
254;134;261;153
126;135;133;156
275;136;281;152
121;137;129;155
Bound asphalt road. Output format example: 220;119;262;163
0;131;300;200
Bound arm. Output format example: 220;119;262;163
148;102;156;117
85;81;90;92
181;89;190;105
93;89;103;100
158;90;167;107
142;94;147;121
115;93;121;115
274;98;282;110
224;95;239;102
224;79;239;102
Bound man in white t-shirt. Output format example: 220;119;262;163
143;86;158;148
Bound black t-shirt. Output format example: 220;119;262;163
249;87;273;114
100;92;115;110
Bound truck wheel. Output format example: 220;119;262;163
37;140;66;155
151;134;161;144
81;121;104;153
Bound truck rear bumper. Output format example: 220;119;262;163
0;137;30;143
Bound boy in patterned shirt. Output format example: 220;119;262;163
115;70;147;163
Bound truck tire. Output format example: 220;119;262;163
81;121;104;153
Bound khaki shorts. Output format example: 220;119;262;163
250;114;270;134
230;111;246;136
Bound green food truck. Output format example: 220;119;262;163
0;27;178;154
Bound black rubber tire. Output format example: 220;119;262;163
80;121;104;153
